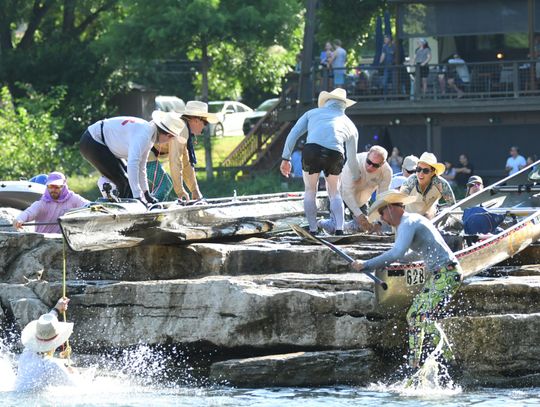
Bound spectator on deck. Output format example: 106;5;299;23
454;154;474;190
330;39;347;89
447;54;470;97
13;172;89;234
441;161;457;188
505;146;527;176
388;146;403;174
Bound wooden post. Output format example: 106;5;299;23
299;0;318;106
528;0;536;91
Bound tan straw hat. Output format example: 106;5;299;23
183;101;218;124
151;111;186;139
318;88;356;108
367;190;417;222
417;152;446;176
21;313;74;353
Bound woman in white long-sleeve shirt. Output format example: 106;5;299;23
280;88;360;235
79;111;185;204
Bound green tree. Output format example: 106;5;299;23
0;86;70;178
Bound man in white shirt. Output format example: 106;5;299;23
80;111;185;205
505;146;527;176
318;145;392;234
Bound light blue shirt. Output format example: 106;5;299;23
364;212;457;274
281;103;360;178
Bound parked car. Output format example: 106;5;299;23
155;96;185;113
208;101;253;136
242;98;280;135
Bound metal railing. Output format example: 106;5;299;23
220;89;292;169
286;59;540;104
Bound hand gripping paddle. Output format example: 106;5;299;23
290;224;388;290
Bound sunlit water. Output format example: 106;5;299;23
1;341;539;406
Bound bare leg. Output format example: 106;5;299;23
325;174;344;232
303;171;320;232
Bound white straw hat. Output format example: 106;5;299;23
318;88;356;108
21;313;74;353
182;101;218;124
151;111;186;139
417;152;446;176
367;190;417;222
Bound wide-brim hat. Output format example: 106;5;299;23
182;101;218;124
21;313;74;353
151;111;185;139
417;152;446;176
46;172;66;186
318;88;356;108
367;191;417;222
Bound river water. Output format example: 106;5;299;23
1;345;539;407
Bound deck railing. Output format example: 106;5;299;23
220;90;291;169
285;59;540;105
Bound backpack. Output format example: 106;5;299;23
462;206;506;235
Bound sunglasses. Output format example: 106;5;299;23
415;167;434;174
47;184;63;190
366;158;382;168
198;117;209;126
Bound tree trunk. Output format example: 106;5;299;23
201;38;213;180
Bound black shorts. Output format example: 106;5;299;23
419;65;429;78
302;143;345;177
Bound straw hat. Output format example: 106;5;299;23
182;101;218;124
21;313;74;353
318;88;356;108
151;111;185;139
417;152;446;176
367;190;417;222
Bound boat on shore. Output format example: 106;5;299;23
59;192;328;252
374;162;540;311
0;181;46;210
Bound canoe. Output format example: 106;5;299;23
59;192;328;252
0;181;45;210
374;162;540;312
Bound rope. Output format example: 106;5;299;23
59;237;72;366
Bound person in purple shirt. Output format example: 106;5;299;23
13;172;89;233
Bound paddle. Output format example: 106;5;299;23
290;224;388;290
0;222;58;227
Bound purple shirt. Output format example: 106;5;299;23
16;191;89;233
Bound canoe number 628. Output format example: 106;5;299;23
406;269;426;286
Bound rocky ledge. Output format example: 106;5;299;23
0;230;539;387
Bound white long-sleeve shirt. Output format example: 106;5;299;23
341;152;392;217
87;117;158;198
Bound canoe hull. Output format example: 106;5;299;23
60;192;328;252
0;181;45;210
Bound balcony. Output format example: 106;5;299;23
283;59;540;117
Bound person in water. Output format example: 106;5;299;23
350;191;463;369
15;297;77;392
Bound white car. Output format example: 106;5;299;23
208;101;253;136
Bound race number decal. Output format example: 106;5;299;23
406;268;426;286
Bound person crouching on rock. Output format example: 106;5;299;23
280;88;360;235
13;172;89;233
15;297;77;392
350;191;463;370
79;111;185;206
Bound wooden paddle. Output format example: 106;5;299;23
290;224;388;290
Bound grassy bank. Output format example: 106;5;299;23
68;135;294;200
